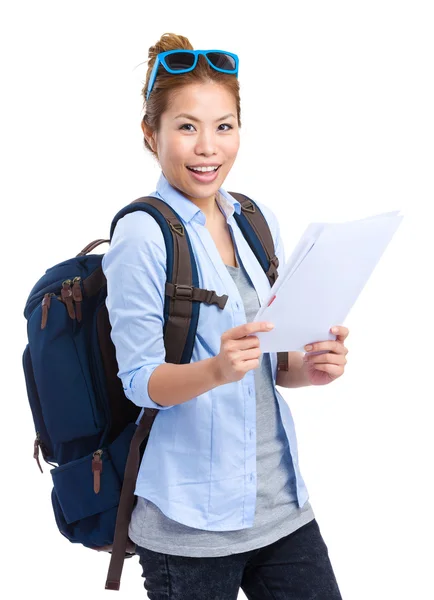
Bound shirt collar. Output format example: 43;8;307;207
155;171;242;226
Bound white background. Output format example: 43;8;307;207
1;1;433;599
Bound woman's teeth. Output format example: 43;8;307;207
187;165;219;172
186;164;221;183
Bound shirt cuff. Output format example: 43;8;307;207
124;364;174;410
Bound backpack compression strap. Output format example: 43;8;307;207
104;406;158;591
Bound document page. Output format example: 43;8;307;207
254;211;403;353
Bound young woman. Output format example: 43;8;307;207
102;32;349;600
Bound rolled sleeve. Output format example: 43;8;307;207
102;210;174;410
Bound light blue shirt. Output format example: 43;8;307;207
102;172;310;531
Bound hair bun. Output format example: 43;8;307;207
148;32;193;63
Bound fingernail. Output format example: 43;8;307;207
266;323;274;330
305;345;312;351
332;327;339;333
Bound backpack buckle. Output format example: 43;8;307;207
241;200;256;213
267;254;279;286
168;220;185;236
205;290;228;309
172;284;193;300
270;254;279;269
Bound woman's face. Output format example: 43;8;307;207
145;82;240;206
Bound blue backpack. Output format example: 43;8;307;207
22;192;283;591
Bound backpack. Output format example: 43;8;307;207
22;192;287;591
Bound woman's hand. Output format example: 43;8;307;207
302;326;350;386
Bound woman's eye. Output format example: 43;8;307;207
179;123;234;132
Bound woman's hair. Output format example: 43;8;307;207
141;32;241;157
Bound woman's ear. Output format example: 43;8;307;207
141;120;158;153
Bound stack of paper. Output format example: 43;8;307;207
254;210;403;353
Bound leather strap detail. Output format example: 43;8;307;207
61;282;76;319
76;239;110;257
92;452;102;494
90;539;136;555
165;282;228;310
41;293;51;330
72;281;83;322
277;351;289;371
105;408;158;591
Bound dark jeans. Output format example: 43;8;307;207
134;518;343;599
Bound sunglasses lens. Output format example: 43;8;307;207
165;52;196;71
206;52;237;71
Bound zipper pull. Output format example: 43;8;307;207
41;293;53;330
33;433;43;473
72;277;83;322
92;449;103;494
61;280;76;320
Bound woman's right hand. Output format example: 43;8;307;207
213;321;275;385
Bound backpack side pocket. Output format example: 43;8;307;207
50;422;136;548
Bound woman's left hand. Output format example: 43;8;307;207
303;326;350;386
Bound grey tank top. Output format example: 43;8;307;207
128;255;315;557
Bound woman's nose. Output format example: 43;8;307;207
195;130;217;156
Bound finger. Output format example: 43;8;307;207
305;341;347;354
244;322;275;338
236;347;262;362
331;325;349;341
238;335;261;350
312;364;345;377
230;321;274;340
304;353;347;366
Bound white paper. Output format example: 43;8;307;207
254;211;403;353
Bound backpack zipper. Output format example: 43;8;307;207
33;431;54;473
92;449;103;494
40;276;83;329
61;279;76;319
41;293;56;330
71;277;83;322
33;432;43;473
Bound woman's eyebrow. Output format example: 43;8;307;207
173;113;236;122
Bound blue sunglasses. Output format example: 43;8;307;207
146;49;239;101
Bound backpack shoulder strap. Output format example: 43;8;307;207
229;192;279;287
229;192;288;371
109;196;228;366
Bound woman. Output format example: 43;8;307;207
102;32;349;600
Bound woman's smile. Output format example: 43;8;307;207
186;164;222;183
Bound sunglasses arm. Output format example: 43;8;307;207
146;57;161;101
